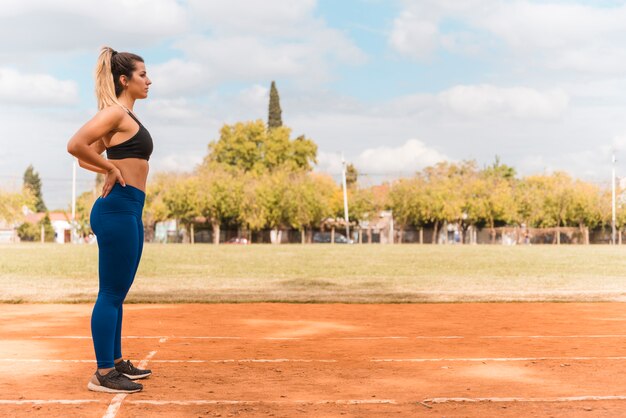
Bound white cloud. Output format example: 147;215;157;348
0;0;187;58
390;1;626;74
143;98;202;122
438;84;569;120
188;0;317;36
0;68;79;106
149;59;211;97
162;0;365;92
315;151;344;175
356;139;449;174
389;11;438;60
316;139;449;179
151;153;204;173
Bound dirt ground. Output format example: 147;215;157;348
2;303;626;417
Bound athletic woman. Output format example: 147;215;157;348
67;46;153;393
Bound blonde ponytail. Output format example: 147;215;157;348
94;46;145;110
94;46;122;110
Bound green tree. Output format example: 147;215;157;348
143;172;174;242
288;172;341;243
205;120;317;173
521;172;575;244
256;168;295;244
388;178;418;243
17;214;54;242
74;190;96;237
39;213;56;242
471;160;517;243
268;80;283;129
195;164;244;244
345;163;358;188
162;174;202;243
0;187;35;224
421;161;476;243
23;165;46;212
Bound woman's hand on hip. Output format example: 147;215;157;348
102;167;126;198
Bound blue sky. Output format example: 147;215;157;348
2;0;626;210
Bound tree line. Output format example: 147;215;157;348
0;81;621;244
1;135;619;244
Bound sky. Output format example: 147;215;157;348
2;0;626;210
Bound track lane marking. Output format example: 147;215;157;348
424;395;626;403
101;350;157;418
6;356;626;363
31;334;626;340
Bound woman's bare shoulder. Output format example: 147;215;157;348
97;105;127;120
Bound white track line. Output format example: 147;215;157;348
371;356;626;362
0;400;102;405
128;399;397;405
4;397;626;406
480;335;626;339
31;334;626;340
424;395;626;403
6;356;626;364
102;350;157;418
0;358;337;363
0;399;395;406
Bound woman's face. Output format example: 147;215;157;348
124;61;151;100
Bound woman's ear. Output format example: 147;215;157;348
119;75;128;88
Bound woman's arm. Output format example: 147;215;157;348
68;106;126;196
77;141;108;174
67;107;122;172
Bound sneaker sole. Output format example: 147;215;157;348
123;372;151;380
87;381;142;394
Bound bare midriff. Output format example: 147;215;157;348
109;158;149;192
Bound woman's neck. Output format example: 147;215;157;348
118;97;136;112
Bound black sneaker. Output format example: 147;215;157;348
87;369;143;394
115;359;152;380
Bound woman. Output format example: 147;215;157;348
67;46;153;393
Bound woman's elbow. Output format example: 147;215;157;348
67;140;80;156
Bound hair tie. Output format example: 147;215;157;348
111;49;118;57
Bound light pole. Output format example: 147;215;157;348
72;158;77;243
341;155;350;242
612;152;616;245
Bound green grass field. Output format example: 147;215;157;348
2;243;626;303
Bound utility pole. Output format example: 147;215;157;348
341;155;350;242
612;152;617;245
72;158;77;243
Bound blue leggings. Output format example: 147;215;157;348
90;183;145;369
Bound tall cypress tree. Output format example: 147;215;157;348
346;163;358;188
23;164;47;212
268;80;283;129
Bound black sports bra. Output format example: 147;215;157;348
106;110;153;161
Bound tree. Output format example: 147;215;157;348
521;172;575;244
471;160;517;243
566;180;604;244
17;214;54;242
288;172;341;243
268;80;283;129
388;178;418;243
143;172;174;242
162;174;202;243
23;165;46;212
346;163;358;188
0;187;35;225
205;120;317;173
254;168;299;243
421;161;475;243
74;190;96;237
195;164;244;244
